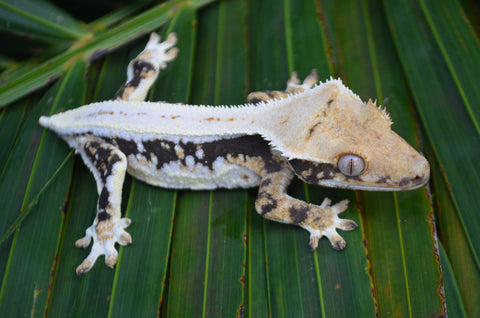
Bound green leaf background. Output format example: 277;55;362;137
0;0;479;316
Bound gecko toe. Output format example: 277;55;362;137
166;32;177;45
287;71;300;86
76;262;92;275
75;225;94;248
339;219;358;231
309;234;320;251
119;217;131;228
333;199;350;215
75;236;91;249
105;253;118;269
76;251;100;275
118;232;132;245
331;236;347;250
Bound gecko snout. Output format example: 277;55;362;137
409;157;430;188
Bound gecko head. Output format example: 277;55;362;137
272;79;430;191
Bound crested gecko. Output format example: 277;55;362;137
39;33;430;274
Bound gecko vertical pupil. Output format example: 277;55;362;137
338;154;365;177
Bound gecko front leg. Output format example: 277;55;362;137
243;71;356;248
252;155;357;250
71;137;131;274
246;69;318;104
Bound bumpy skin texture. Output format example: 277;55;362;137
39;33;430;274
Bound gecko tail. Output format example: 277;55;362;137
39;116;50;128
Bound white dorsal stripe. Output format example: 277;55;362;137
39;79;351;135
39;79;360;159
40;100;264;137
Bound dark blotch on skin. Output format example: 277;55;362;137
289;159;337;183
259;178;272;188
97;211;111;222
308;121;322;137
84;141;121;184
256;191;278;215
114;138;138;156
247;89;288;104
247;97;264;105
128;60;156;88
84;141;122;219
289;205;310;224
110;135;283;173
376;176;391;184
97;187;110;214
266;91;276;98
411;175;425;185
323;99;335;116
398;177;412;187
113;60;156;99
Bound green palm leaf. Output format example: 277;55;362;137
1;0;478;316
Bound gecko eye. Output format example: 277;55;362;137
337;154;365;177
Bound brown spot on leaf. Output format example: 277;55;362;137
237;303;244;318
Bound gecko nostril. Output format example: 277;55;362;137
412;175;423;184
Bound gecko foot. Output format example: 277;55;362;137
142;32;179;71
286;69;318;93
301;198;357;251
75;217;132;275
301;69;318;88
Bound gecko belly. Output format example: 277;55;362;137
105;134;272;190
126;153;261;189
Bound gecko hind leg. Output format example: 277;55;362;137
253;156;357;250
73;32;178;275
71;136;132;274
113;32;179;101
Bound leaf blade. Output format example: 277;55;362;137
0;0;217;107
0;0;86;41
384;0;480;268
0;59;85;317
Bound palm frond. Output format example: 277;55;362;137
1;0;479;316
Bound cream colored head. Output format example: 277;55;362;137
262;79;430;191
